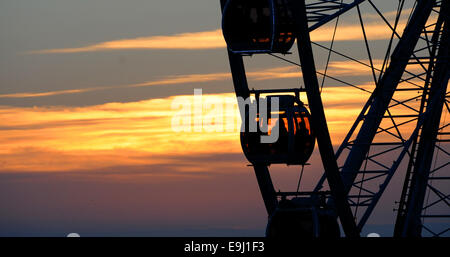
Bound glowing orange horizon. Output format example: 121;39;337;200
0;85;420;174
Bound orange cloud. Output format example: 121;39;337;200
0;59;392;99
0;84;424;173
0;73;231;99
0;94;242;172
28;30;227;54
310;23;405;42
0;88;102;98
28;19;407;54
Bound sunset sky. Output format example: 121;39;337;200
0;0;440;236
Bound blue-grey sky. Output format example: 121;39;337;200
0;0;411;107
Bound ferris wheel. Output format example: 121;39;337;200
219;0;449;237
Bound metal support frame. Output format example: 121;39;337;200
219;0;363;237
220;1;278;216
312;0;449;236
219;0;448;237
339;0;436;194
292;0;359;237
398;0;450;236
307;0;366;31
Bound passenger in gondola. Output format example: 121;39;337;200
222;0;296;53
273;118;289;155
249;6;271;46
248;131;261;154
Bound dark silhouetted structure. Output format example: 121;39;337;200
220;0;449;237
241;93;315;165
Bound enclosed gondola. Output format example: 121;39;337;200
266;197;340;238
241;94;315;165
222;0;296;54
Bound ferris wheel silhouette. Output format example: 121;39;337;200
219;0;449;237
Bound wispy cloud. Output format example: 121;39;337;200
0;73;232;99
0;88;102;98
0;93;242;172
310;22;404;42
0;73;231;99
0;86;421;173
28;19;407;54
0;59;388;99
28;30;227;54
